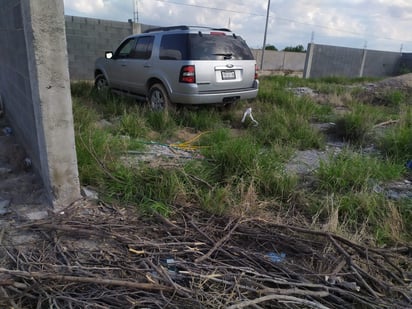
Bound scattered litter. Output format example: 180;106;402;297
325;275;343;285
169;131;209;151
241;107;259;126
287;87;318;97
2;126;12;136
325;275;360;291
129;248;145;255
24;210;49;221
266;252;286;263
0;167;12;175
161;258;178;274
81;186;99;200
121;136;207;168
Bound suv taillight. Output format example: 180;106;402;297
255;64;259;80
180;65;196;83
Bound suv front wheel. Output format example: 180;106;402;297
95;74;109;92
148;83;172;111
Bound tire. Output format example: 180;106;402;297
148;83;172;111
94;74;109;93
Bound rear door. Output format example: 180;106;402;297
189;32;256;92
121;36;155;94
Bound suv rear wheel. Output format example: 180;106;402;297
148;83;172;110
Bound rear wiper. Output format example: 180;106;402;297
213;53;233;59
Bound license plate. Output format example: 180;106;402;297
221;70;235;80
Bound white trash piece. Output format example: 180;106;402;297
241;107;259;126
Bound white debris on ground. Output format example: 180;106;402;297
287;87;318;97
120;143;204;168
241;107;259;126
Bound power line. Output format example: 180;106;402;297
150;0;412;45
152;0;264;16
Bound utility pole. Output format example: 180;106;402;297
260;0;271;70
133;0;139;23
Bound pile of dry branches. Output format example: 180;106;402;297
0;200;411;308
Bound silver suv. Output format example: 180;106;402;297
94;26;259;109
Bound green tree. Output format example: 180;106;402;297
283;44;306;52
265;44;278;51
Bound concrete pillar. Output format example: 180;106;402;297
303;43;315;78
359;49;367;77
132;22;142;34
21;0;80;211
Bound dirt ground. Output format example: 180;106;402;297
0;117;49;223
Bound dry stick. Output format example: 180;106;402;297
145;259;192;298
258;220;408;285
255;220;385;256
327;235;380;298
189;219;215;243
259;288;329;298
0;268;174;292
0;286;19;309
195;219;242;264
226;294;331;309
373;119;399;128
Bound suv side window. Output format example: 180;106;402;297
130;36;154;59
114;38;137;59
159;34;188;60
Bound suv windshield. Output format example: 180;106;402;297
160;33;254;61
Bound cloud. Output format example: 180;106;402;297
63;0;412;51
66;0;105;14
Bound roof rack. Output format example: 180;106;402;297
143;25;232;33
144;25;189;33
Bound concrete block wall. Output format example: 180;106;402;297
252;49;306;72
65;15;156;80
304;43;403;78
0;0;80;211
65;16;135;80
362;49;401;77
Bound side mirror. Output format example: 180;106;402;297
105;51;113;59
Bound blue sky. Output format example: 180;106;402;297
63;0;412;52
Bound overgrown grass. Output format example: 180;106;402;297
328;102;388;145
70;76;411;243
316;149;403;194
378;104;412;162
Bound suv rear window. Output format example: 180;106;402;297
160;33;254;61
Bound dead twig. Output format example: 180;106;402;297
227;294;331;309
195;218;243;263
0;268;174;292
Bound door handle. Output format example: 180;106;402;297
144;63;152;68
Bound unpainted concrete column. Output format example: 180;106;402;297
132;22;141;34
21;0;80;211
303;43;314;78
359;49;367;77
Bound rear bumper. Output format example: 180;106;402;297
170;80;259;105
